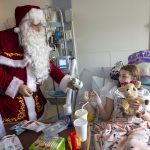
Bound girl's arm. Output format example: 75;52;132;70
85;91;114;121
97;97;114;121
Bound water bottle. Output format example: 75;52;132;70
0;113;6;139
63;104;73;128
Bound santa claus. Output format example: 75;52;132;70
0;5;77;123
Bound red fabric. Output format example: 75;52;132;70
34;89;47;119
0;28;24;59
0;28;26;91
0;95;29;123
15;5;40;27
0;28;65;123
49;61;65;84
0;66;27;90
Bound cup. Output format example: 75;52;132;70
73;118;88;142
63;104;72;115
75;109;88;120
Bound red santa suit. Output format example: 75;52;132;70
0;5;71;123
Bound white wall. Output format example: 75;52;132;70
72;0;150;72
0;0;52;30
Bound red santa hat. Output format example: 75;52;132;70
14;5;44;33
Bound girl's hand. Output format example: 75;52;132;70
84;91;102;105
18;84;33;97
84;91;98;101
129;100;141;110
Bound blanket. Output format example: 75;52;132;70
93;121;150;150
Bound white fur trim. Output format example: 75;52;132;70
23;8;46;25
0;56;28;68
14;27;20;33
5;76;24;99
59;75;71;93
24;96;37;120
26;65;37;92
38;101;50;121
0;55;40;92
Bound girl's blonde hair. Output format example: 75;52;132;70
120;64;140;81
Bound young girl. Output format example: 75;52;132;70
85;65;150;150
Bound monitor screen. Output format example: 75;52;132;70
59;59;67;66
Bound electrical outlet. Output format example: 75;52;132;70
65;30;72;41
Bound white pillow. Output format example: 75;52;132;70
92;76;118;105
99;81;117;105
92;76;104;92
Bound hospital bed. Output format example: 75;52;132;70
74;66;150;150
75;66;150;111
75;67;113;110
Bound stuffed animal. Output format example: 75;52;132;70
118;81;149;117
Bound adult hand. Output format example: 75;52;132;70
18;84;33;97
67;80;78;90
67;77;83;90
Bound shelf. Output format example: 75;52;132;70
50;89;66;97
47;97;66;105
46;22;64;27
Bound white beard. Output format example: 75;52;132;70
19;21;50;83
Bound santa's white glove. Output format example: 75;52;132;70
84;91;102;105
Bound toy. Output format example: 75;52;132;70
29;134;65;150
118;81;149;117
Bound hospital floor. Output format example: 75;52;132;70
44;98;65;121
47;103;63;117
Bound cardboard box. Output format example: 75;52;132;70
29;134;65;150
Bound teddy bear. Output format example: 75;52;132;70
118;81;149;117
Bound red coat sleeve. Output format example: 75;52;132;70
49;61;65;84
0;65;13;91
0;31;13;91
